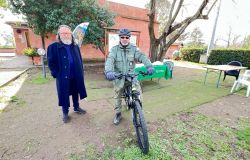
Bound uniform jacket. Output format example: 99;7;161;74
47;42;87;107
105;43;152;89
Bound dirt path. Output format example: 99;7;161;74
0;70;134;160
194;94;250;128
0;69;249;160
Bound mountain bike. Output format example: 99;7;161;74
115;71;149;154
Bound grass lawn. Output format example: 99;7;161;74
67;67;249;159
86;67;238;120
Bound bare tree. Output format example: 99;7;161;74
226;26;232;47
215;26;242;48
177;31;189;42
186;27;205;47
148;0;218;61
242;35;250;48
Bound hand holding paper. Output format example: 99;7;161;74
73;22;89;47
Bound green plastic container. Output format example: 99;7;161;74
135;65;171;81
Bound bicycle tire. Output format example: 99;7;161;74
133;100;149;154
124;96;130;110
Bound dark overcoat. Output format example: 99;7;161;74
47;42;87;107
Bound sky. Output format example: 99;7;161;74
0;8;24;45
109;0;250;45
1;0;250;46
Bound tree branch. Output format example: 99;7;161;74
158;22;190;60
167;0;177;26
159;0;177;41
207;0;218;15
148;0;156;41
167;22;189;47
169;0;184;26
167;0;210;36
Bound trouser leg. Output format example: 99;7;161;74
72;91;79;109
114;87;124;113
135;81;143;102
70;78;79;109
62;106;69;115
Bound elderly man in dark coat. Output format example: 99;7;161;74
47;25;87;123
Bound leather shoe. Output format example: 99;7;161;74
63;114;70;123
74;107;86;114
113;112;122;125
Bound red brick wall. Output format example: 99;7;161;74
99;0;158;57
81;44;105;59
13;28;56;55
165;44;182;59
0;48;16;53
11;0;159;59
13;28;28;55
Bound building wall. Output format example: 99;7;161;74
12;27;56;55
165;44;182;59
0;48;16;53
13;28;28;55
10;0;159;60
99;0;159;57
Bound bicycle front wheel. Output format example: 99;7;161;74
133;100;149;154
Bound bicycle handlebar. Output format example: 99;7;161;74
114;71;148;79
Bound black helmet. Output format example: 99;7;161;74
118;28;131;37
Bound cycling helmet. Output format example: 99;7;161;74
118;28;131;37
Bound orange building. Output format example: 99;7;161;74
6;0;160;60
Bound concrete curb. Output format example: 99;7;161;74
0;68;31;88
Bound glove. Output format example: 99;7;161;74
105;71;116;81
147;66;155;75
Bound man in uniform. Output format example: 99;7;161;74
104;28;155;125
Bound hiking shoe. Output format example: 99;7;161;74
63;114;70;123
74;107;86;114
113;112;122;125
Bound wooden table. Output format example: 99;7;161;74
203;65;247;88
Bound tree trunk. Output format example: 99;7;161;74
157;33;167;61
148;0;216;62
98;46;105;56
41;35;46;50
149;42;159;62
159;43;171;61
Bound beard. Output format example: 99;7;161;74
120;41;129;46
61;38;72;45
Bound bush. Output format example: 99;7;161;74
207;49;250;69
23;47;39;57
180;48;206;63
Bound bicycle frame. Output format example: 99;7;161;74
116;72;143;109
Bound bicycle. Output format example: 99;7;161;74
115;71;149;154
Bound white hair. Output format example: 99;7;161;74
56;24;72;41
58;25;72;33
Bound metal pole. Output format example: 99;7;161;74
206;0;222;57
41;55;46;78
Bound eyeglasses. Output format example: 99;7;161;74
120;36;130;39
60;32;72;35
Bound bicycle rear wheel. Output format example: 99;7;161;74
132;100;149;154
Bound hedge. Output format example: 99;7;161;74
207;49;250;68
180;48;206;63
